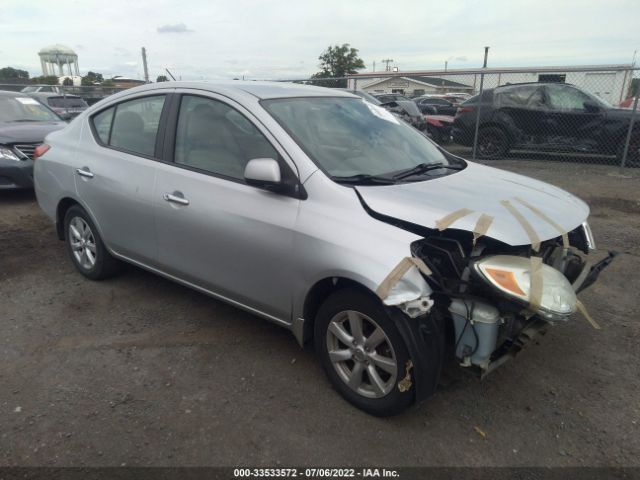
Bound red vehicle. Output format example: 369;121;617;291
619;97;639;109
424;114;453;144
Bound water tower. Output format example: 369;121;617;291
39;44;80;76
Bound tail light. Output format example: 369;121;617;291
456;106;475;114
33;144;50;161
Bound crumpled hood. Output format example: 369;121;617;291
0;121;66;144
355;162;589;246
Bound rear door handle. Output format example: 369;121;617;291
75;167;94;179
163;192;190;206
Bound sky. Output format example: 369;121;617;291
0;0;637;81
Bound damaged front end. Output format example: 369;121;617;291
379;221;616;386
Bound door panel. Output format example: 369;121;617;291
74;94;168;263
154;165;298;320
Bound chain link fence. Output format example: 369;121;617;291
3;65;639;169
337;66;640;169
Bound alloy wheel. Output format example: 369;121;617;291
69;216;97;270
326;310;398;399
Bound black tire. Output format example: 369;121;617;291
476;126;510;159
617;135;640;167
315;288;414;416
63;205;121;280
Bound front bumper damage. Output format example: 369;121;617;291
376;243;616;402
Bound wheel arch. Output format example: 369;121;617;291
298;276;378;347
56;197;81;240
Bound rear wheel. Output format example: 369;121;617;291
315;288;414;416
64;205;121;280
476;126;510;159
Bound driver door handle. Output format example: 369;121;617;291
75;167;94;179
163;192;190;206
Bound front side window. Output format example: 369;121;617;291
91;95;166;156
545;85;592;111
263;97;456;180
174;95;278;180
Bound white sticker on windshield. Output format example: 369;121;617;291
16;97;40;105
365;102;400;125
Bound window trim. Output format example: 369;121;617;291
88;93;171;161
160;90;307;199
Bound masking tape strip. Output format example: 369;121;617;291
571;259;592;292
472;213;494;245
515;197;569;248
576;300;601;330
529;256;543;311
435;208;474;231
376;257;432;300
500;200;541;252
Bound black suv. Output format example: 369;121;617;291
452;83;639;165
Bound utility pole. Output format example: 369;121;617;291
372;61;376;72
141;47;149;83
381;59;394;72
471;46;490;160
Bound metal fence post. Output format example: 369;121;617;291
620;83;639;168
472;47;490;160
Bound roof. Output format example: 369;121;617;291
102;80;357;100
38;44;77;56
362;76;473;90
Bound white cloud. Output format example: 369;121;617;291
157;23;193;34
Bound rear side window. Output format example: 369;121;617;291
91;95;166;157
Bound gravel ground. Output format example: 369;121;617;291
0;160;639;467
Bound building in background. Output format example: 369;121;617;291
109;76;146;89
359;76;473;96
39;44;80;77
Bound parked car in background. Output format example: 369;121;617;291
27;92;89;120
371;93;426;131
424;114;454;145
453;82;640;166
619;97;639;109
34;81;612;415
337;88;383;105
0;91;66;189
413;96;458;116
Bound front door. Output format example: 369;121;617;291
153;92;300;322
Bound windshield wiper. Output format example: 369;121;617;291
10;119;41;122
392;162;462;180
332;174;396;185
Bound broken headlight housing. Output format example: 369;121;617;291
473;255;577;321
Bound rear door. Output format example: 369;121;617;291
153;91;300;321
495;85;547;142
75;91;172;264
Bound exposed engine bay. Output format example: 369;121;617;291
406;225;616;375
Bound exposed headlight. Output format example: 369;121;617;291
0;146;21;161
473;255;577;320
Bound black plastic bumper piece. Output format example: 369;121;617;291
384;306;446;405
576;250;618;294
0;159;34;189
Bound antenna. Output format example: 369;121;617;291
165;68;177;81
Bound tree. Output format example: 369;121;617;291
156;75;169;82
311;44;365;88
81;71;104;86
30;75;59;85
102;79;115;87
0;66;30;83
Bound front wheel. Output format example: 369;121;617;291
476;126;510;159
617;135;640;167
315;289;414;416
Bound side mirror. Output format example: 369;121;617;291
583;101;601;113
244;158;282;190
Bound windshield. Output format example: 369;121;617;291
47;97;88;108
0;96;60;122
263;97;457;180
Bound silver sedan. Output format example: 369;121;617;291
34;81;610;415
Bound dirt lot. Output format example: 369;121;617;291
1;160;639;467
